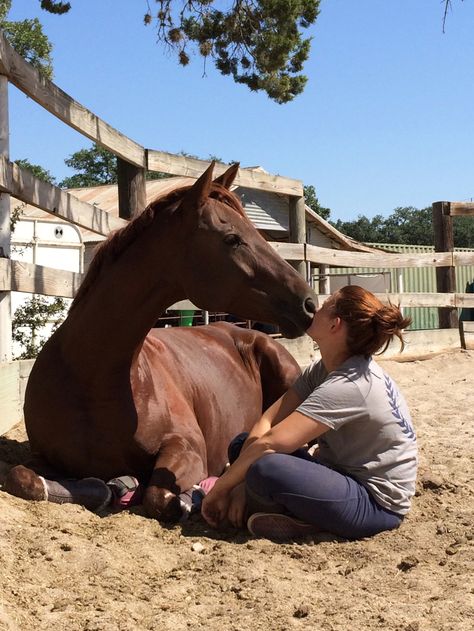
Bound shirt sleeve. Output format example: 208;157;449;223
292;360;327;401
296;373;367;430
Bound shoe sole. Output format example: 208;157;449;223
247;512;318;541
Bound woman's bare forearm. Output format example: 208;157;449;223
241;387;303;452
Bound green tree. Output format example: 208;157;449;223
331;206;474;248
12;295;67;359
331;214;386;244
453;215;474;248
14;158;56;184
304;184;330;220
59;144;118;188
1;1;320;103
145;1;320;104
59;143;220;188
379;207;434;245
0;0;64;79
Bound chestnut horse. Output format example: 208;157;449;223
5;163;316;521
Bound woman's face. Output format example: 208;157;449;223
306;297;337;342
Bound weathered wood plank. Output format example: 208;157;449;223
460;320;474;350
453;251;474;266
0;259;82;298
0;156;127;235
0;31;146;167
0;361;22;435
0;73;11;362
117;158;146;220
269;242;305;261
272;242;474;268
304;244;454;268
147;150;304;196
379;293;474;308
436;201;474;217
318;292;474;309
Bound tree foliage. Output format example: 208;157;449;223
15;158;56;184
12;295;67;359
331;206;474;248
58;143;213;188
1;1;319;102
145;1;320;103
0;0;55;78
304;184;330;220
59;144;118;188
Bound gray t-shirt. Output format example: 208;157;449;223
293;355;417;515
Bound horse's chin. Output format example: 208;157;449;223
278;317;311;339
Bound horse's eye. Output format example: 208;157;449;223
223;233;243;247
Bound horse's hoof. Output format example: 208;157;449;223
143;487;183;523
3;465;46;501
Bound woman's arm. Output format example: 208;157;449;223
240;387;304;453
201;410;329;527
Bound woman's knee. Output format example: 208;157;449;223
246;453;289;496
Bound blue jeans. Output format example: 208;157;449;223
228;433;403;540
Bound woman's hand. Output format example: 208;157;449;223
227;482;247;528
201;486;230;528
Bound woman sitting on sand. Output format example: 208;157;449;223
201;285;418;541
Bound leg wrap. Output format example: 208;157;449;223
43;477;112;512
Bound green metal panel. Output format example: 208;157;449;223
313;243;474;331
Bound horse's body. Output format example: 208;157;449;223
6;163;316;521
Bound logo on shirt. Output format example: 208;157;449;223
384;375;416;440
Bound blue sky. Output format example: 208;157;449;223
6;0;474;221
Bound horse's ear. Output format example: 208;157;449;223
214;163;240;189
182;161;215;209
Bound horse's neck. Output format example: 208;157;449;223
60;225;184;369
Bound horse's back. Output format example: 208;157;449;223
144;321;301;405
134;323;301;474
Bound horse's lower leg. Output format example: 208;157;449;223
143;434;206;522
4;463;111;512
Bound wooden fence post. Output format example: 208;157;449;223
117;157;146;220
0;74;11;362
289;195;306;279
318;264;330;295
432;201;458;329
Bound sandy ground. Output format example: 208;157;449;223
0;350;473;631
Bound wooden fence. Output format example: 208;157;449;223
0;28;306;363
1;28;474;434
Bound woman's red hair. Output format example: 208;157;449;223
329;285;412;357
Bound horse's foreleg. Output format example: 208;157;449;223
4;457;111;512
143;433;207;522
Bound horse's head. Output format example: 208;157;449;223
171;162;317;338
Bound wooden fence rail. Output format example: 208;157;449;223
0;30;302;197
0;156;127;235
1;25;473;364
2;250;474;306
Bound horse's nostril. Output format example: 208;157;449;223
305;297;317;315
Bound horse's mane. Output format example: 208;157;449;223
70;184;247;311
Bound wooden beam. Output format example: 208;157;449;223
432;202;458;329
0;156;127;235
289;196;306;278
433;201;474;217
459;320;474;350
0;31;146;168
269;242;305;261
0;258;82;298
303;244;456;269
0;73;11;362
117;158;146;220
147;150;304;196
0;361;22;435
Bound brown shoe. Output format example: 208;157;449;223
247;512;318;542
